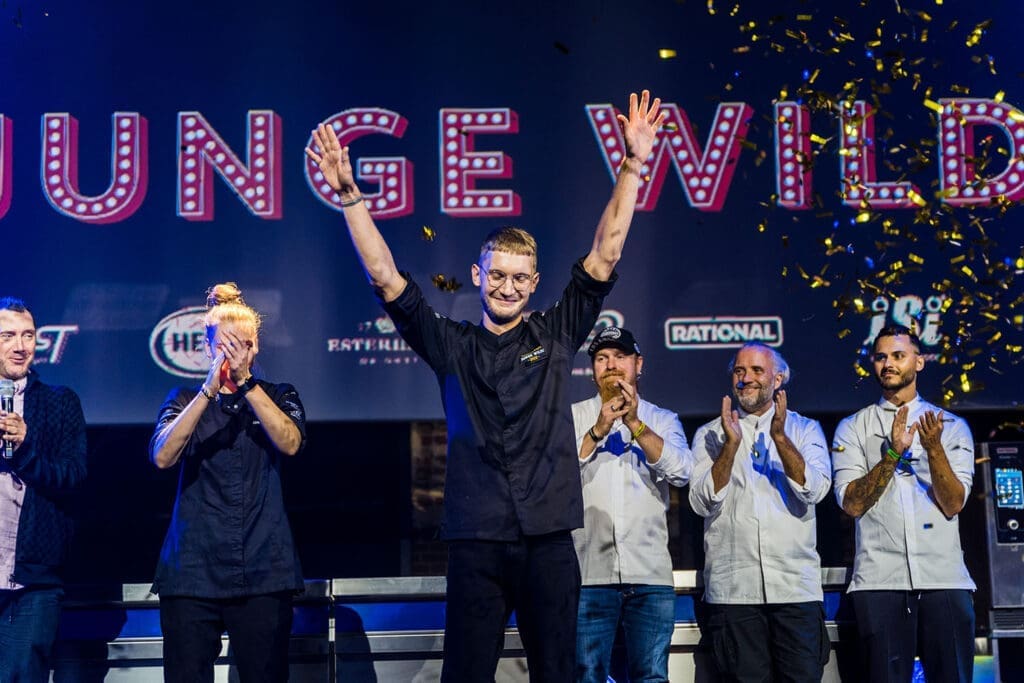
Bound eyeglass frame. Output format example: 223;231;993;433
478;266;538;291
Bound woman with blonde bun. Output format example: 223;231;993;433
149;282;305;683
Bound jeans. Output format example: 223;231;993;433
576;584;675;683
0;586;63;683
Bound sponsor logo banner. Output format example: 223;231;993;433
664;316;783;350
150;306;207;378
325;316;419;366
33;325;79;365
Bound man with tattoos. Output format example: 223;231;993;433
832;325;976;683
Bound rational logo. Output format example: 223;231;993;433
664;316;783;350
150;306;208;378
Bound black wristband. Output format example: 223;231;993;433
237;375;258;395
587;426;604;442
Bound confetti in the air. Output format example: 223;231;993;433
431;275;462;293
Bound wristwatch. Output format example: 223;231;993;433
237;375;258;395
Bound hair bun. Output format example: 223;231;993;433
206;282;244;308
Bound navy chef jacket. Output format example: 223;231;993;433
151;381;306;598
383;259;615;541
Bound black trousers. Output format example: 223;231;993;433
851;589;975;683
441;531;581;683
159;592;294;683
704;601;830;683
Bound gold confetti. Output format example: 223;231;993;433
431;274;462;292
421;225;436;241
994;90;1005;103
965;20;992;48
658;49;677;59
923;98;943;113
797;14;813;21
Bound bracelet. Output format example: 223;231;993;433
618;158;642;177
237;375;258;395
199;385;215;401
339;194;363;207
631;422;647;440
886;447;904;462
587;426;605;442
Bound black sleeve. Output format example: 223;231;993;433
269;382;307;454
13;387;87;493
149;387;192;460
380;275;460;373
540;258;617;351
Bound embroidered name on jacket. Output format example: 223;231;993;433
520;346;547;365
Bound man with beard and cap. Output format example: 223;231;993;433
689;341;832;683
832;325;976;683
307;91;666;682
571;326;691;683
0;297;87;683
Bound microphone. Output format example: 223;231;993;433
0;379;14;459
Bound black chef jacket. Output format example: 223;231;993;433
383;259;615;540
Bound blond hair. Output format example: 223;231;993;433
204;282;261;337
479;226;537;269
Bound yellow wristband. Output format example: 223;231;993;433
631;422;647;440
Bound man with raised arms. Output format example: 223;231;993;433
307;90;665;682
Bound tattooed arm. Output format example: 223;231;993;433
839;457;899;518
834;405;915;518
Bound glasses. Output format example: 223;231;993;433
481;267;536;290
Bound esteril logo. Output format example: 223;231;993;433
664;316;783;350
150;306;208;378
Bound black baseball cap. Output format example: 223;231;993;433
587;326;641;357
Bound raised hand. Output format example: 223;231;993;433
890;405;918;454
770;389;788;438
305;124;357;194
220;329;256;385
917;410;945;451
618;379;640;427
721;395;741;445
203;351;227;395
617;89;667;163
596;394;629;438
